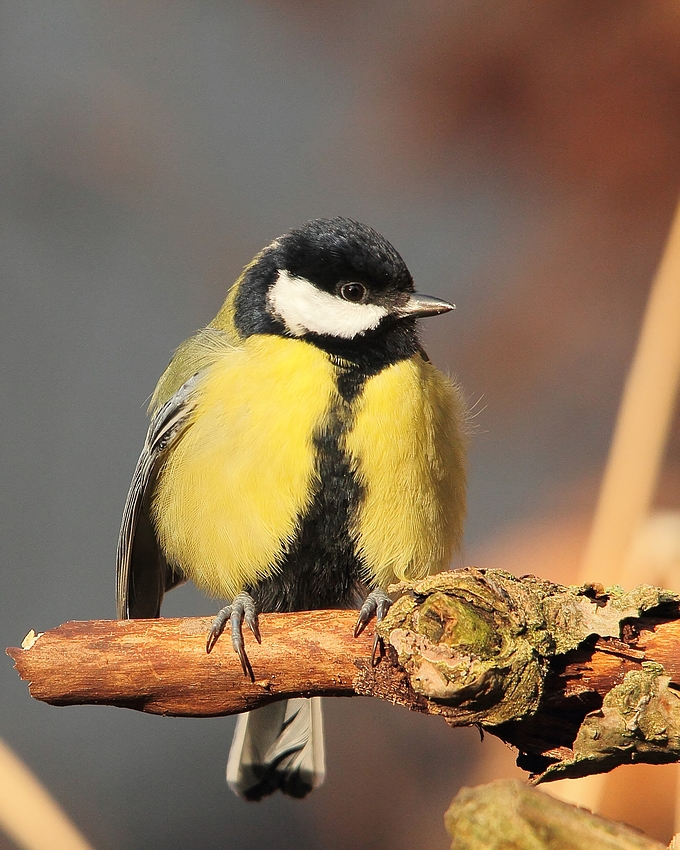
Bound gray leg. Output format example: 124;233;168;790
354;588;392;665
206;591;261;680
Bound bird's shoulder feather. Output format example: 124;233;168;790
149;326;240;414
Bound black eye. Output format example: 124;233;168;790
340;282;366;303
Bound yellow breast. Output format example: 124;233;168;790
151;334;337;600
152;335;466;601
344;356;467;589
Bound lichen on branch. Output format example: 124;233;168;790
376;568;680;780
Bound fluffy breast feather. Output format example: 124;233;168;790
151;335;337;600
344;356;467;589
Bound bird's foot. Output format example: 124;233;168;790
206;592;261;680
354;588;392;665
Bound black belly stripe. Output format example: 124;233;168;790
248;325;422;614
248;382;365;613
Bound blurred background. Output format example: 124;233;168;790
2;1;680;847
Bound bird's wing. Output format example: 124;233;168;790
116;372;203;619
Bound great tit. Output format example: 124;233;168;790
116;217;467;801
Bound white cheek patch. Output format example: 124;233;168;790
267;270;388;339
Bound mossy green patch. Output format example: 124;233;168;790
378;568;680;774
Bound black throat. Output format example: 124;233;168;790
304;319;419;402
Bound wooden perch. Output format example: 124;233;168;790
8;611;369;715
8;568;680;783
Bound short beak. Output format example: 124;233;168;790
397;292;455;319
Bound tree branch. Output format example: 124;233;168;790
7;611;368;715
8;568;680;783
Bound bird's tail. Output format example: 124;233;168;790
226;697;325;800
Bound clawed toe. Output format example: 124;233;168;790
354;588;392;665
206;603;232;654
206;592;260;681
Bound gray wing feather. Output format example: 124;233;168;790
115;372;202;619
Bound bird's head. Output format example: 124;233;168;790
228;218;454;352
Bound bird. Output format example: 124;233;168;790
116;216;467;801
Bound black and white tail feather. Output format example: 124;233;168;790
227;698;325;800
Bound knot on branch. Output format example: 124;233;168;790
379;570;551;724
373;568;680;779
